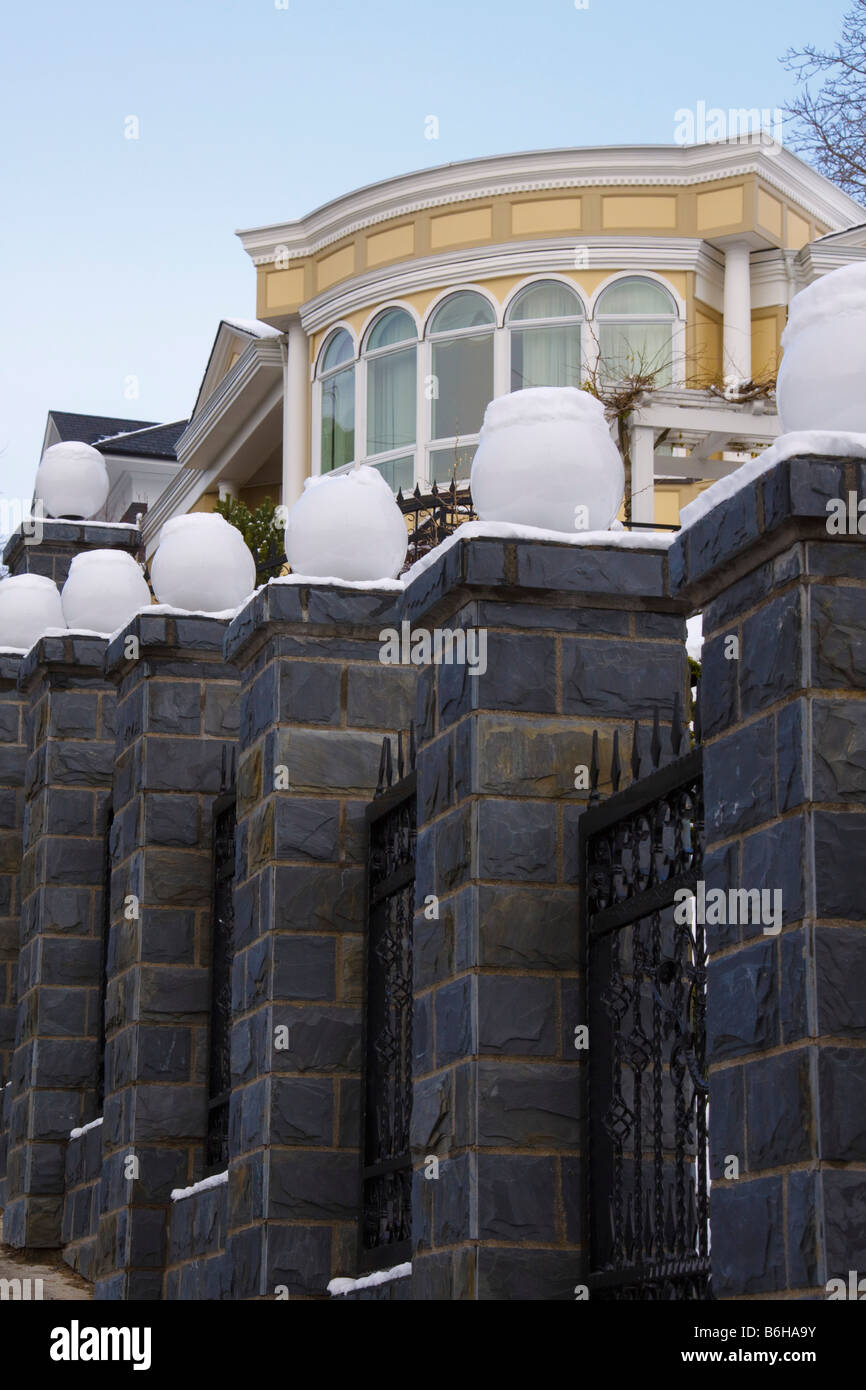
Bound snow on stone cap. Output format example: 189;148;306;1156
0;573;60;593
480;386;607;433
301;464;394;495
782;262;866;348
679;429;866;531
327;1262;412;1296
159;511;238;540
66;549;143;573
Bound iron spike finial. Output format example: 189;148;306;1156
630;718;641;783
376;736;388;796
589;730;600;805
397;728;405;781
611;729;621;795
651;706;662;770
671;688;683;758
693;672;702;746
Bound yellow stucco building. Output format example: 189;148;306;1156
138;137;866;553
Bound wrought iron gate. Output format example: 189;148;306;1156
359;729;416;1271
580;697;710;1299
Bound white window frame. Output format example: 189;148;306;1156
423;289;498;490
358;307;420;493
312;325;358;476
589;273;686;388
504;278;587;393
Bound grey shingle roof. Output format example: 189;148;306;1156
94;420;188;460
49;410;158;445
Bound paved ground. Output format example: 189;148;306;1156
0;1243;92;1300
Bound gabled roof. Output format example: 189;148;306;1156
94;420;188;460
192;318;284;418
48;410;158;446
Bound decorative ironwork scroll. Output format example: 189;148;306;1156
580;693;710;1300
359;728;416;1270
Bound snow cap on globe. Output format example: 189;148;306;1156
61;550;152;635
470;387;625;533
285;465;408;581
150;513;256;612
0;574;65;651
34;442;110;520
778;261;866;433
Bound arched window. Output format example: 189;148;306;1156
319;329;355;472
363;309;417;492
506;280;584;390
595;277;678;386
426;291;495;485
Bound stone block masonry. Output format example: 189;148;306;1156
406;534;689;1300
672;454;866;1298
0;654;26;1096
2;520;141;587
94;611;239;1300
2;634;116;1248
223;580;415;1299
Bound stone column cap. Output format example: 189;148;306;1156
402;532;678;628
0;652;24;688
105;608;234;682
2;520;140;573
224;577;404;667
17;631;110;691
670;453;866;609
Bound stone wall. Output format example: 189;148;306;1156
405;534;688;1299
62;1119;104;1282
3;634;115;1248
672;453;866;1298
164;1181;230;1300
2;521;140;586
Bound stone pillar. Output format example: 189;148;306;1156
671;452;866;1298
3;634;115;1248
0;653;26;1088
722;240;752;385
2;520;140;586
404;534;689;1300
94;611;239;1300
224;580;415;1299
0;652;26;1209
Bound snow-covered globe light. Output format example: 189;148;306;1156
0;574;65;651
61;550;151;634
284;466;408;581
470;387;625;533
34;441;110;520
150;513;256;612
778;262;866;433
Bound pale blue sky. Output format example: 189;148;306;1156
0;0;852;502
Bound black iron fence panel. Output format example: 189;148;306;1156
359;730;416;1271
207;794;236;1175
580;697;710;1300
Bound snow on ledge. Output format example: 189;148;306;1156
679;431;866;532
69;1117;103;1140
271;573;404;592
402;519;674;587
327;1262;412;1296
170;1171;228;1203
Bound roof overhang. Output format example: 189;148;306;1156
237;139;866;268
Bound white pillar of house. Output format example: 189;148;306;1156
722;241;752;385
282;317;309;508
217;481;238;502
629;423;655;524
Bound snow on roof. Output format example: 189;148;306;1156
221;317;282;339
679;430;866;531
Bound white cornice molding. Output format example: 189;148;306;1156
237;141;866;267
298;237;721;334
